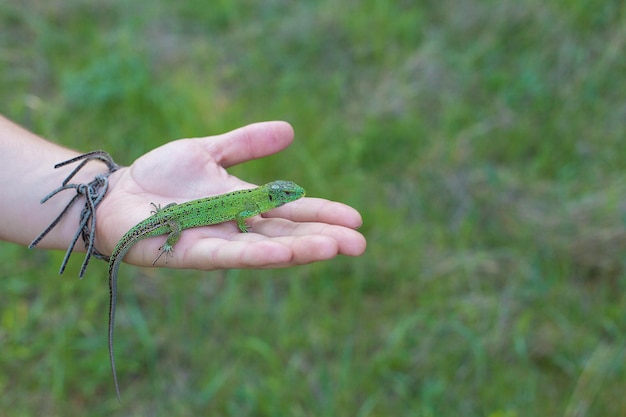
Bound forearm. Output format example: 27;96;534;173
0;115;109;249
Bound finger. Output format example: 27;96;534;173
202;121;295;168
179;215;366;261
125;223;364;270
263;198;364;229
183;235;342;270
249;217;367;257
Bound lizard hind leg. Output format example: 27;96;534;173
152;219;182;265
152;243;174;265
150;202;177;215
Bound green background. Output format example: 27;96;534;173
1;1;625;416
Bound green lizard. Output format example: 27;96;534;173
107;180;305;400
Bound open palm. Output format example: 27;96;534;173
95;121;366;270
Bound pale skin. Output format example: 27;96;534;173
0;115;366;269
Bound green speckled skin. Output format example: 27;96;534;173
107;180;305;400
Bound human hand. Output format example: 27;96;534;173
96;121;366;269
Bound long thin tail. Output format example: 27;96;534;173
108;250;124;402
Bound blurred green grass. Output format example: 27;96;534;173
1;0;626;415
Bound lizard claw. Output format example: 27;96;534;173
153;244;173;265
150;202;177;215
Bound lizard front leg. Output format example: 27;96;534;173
235;201;261;232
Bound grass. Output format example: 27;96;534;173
1;0;626;415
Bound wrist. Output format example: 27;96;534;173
28;151;121;277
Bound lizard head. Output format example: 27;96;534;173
267;180;306;206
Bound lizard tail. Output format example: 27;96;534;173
108;252;123;402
